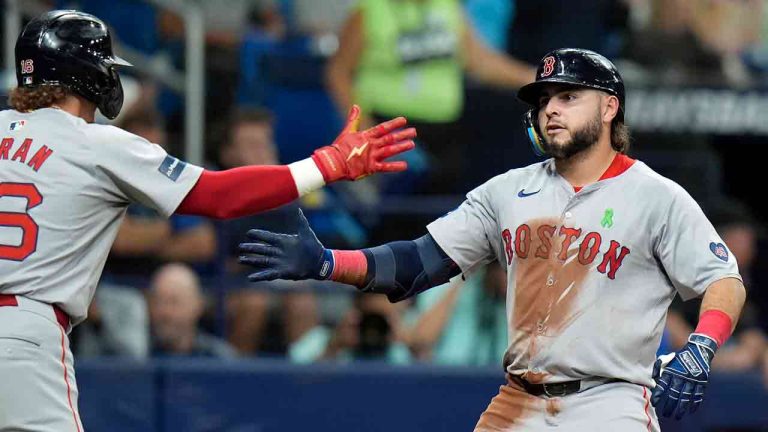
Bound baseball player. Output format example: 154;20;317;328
240;48;746;431
0;10;415;431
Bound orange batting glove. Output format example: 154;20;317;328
311;105;416;182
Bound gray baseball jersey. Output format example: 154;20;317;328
0;108;203;324
428;154;741;387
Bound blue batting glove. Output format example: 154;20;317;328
238;209;335;282
651;333;718;420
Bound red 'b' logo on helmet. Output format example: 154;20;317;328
541;56;556;78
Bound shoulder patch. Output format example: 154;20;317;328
158;155;186;181
709;242;729;262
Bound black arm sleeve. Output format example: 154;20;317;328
360;233;461;302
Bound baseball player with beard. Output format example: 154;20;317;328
240;48;746;431
0;10;415;431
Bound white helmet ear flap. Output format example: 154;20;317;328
523;110;547;157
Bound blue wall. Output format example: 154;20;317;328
75;360;768;431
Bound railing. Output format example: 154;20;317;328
75;358;768;432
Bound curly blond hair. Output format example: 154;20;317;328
8;85;69;112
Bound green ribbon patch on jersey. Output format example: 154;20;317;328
601;208;614;228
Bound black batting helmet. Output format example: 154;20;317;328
517;48;624;156
15;10;132;119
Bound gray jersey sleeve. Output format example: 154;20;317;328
89;125;203;217
653;184;741;300
427;182;498;274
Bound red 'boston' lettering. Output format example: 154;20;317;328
502;229;513;265
597;240;631;279
535;224;556;259
511;222;628;281
515;224;531;259
578;232;602;265
558;226;582;261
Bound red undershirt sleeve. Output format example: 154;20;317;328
176;166;299;219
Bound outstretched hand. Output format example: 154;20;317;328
238;209;332;282
651;333;718;420
312;105;416;182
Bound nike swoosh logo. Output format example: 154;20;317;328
518;188;541;198
346;142;369;161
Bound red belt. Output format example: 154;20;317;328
0;294;70;329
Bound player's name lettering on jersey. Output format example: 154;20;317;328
501;223;631;280
0;137;54;172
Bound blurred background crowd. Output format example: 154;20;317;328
3;0;768;424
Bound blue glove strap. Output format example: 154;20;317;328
685;333;718;372
317;248;335;280
688;333;719;355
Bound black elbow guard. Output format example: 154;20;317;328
361;234;459;302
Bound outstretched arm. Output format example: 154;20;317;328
176;105;415;219
652;277;746;419
238;210;461;302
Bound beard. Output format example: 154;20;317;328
543;112;602;160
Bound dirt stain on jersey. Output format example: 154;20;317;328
473;377;542;431
545;398;562;417
520;369;549;384
511;217;593;362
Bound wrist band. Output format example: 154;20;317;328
289;157;326;196
694;309;733;347
329;249;367;286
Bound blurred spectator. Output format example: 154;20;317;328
624;0;762;86
464;0;514;50
403;262;506;365
666;200;767;371
104;109;218;281
149;263;237;358
217;108;321;355
72;283;149;359
326;0;534;193
238;0;287;105
290;293;411;364
506;0;627;63
218;108;280;169
290;0;355;36
159;0;274;48
159;0;281;138
685;0;762;55
743;0;768;75
59;0;162;54
686;0;762;86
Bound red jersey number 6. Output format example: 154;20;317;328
0;183;42;261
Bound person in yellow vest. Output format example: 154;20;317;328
326;0;535;192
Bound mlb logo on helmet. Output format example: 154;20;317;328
9;120;26;131
709;242;729;262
